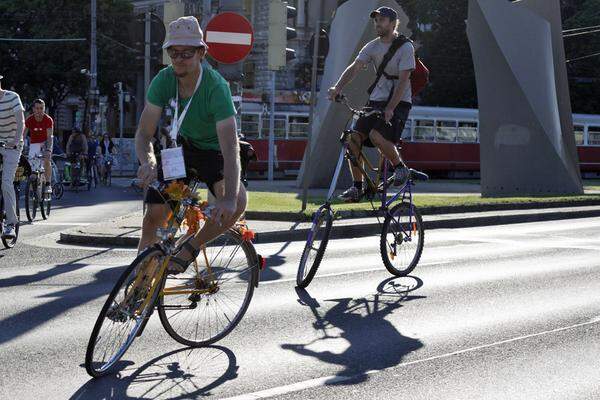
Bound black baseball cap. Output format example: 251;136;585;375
370;7;398;21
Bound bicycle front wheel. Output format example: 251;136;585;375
85;246;166;377
24;178;38;222
380;202;424;276
158;230;259;347
296;207;333;288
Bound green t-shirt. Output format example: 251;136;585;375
146;64;236;151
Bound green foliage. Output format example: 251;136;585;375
0;0;136;112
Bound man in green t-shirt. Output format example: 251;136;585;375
135;16;246;273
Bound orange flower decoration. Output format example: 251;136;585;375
184;206;205;234
237;222;256;242
164;181;191;201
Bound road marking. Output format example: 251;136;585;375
260;262;448;285
221;318;600;400
28;222;93;226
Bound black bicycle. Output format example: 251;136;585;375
297;95;428;288
0;142;22;248
87;155;99;190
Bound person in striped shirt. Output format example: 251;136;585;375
0;74;25;239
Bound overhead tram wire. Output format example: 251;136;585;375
563;28;600;38
0;38;86;42
567;51;600;64
563;24;600;34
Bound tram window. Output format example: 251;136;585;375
289;115;309;138
413;120;435;142
588;126;600;146
262;115;287;138
574;125;584;145
458;122;478;143
242;114;260;139
401;120;412;141
436;120;458;142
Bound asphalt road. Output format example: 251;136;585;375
1;194;600;399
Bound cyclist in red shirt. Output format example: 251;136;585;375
24;99;53;194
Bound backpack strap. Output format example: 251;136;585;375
367;35;410;96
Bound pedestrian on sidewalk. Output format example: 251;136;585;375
0;74;25;239
135;16;247;274
328;6;415;203
24;99;54;194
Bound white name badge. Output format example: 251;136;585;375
161;147;187;181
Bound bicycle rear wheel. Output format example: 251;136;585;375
52;183;64;200
24;178;38;222
85;246;165;377
296;206;333;288
158;230;259;347
380;202;424;276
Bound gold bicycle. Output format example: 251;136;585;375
85;175;264;378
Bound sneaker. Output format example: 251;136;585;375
393;166;410;187
44;183;53;194
338;186;362;203
2;224;16;239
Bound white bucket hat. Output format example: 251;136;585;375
162;16;208;49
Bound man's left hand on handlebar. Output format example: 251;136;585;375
384;106;394;123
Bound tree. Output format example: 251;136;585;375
0;0;137;114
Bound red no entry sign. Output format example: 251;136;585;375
205;12;254;64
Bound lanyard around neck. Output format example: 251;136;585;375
172;65;203;139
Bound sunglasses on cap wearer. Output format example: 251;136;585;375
167;47;204;60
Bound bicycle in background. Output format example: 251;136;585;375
297;94;428;288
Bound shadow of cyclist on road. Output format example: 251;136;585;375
282;276;425;385
70;345;238;400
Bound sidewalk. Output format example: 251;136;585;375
59;205;600;247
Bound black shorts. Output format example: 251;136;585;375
354;101;411;147
144;146;225;204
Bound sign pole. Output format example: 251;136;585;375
268;71;276;181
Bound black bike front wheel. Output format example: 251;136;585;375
24;178;38;222
380;202;424;277
296;207;333;288
85;246;166;377
40;192;51;220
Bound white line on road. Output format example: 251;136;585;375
29;222;93;226
221;317;600;400
259;262;449;285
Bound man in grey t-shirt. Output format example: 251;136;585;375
328;6;415;202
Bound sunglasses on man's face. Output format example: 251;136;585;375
167;48;198;60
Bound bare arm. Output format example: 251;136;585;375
216;116;240;202
45;127;54;153
384;70;411;121
14;109;24;147
333;59;366;92
135;102;162;166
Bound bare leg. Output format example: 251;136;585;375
347;132;365;182
368;129;402;166
137;203;171;253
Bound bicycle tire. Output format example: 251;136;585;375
24;178;37;222
1;186;19;248
158;230;259;347
52;183;64;200
85;246;166;377
296;207;333;288
380;202;424;277
40;192;51;220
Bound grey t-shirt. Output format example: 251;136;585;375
356;37;416;104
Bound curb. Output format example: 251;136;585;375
59;207;600;247
245;198;600;222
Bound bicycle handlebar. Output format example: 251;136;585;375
333;93;390;125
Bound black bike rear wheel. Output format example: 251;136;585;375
296;207;333;288
1;185;19;248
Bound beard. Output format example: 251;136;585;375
377;27;391;37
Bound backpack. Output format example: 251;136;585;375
367;35;430;102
